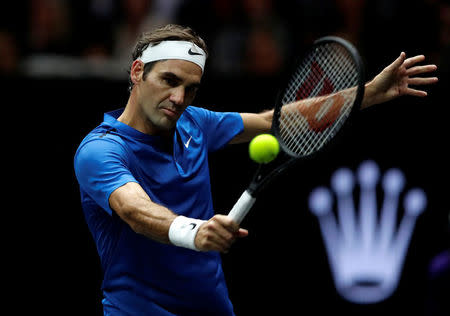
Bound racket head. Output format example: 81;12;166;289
272;36;365;159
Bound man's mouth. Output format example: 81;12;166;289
160;107;180;119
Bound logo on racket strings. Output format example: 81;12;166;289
296;61;345;133
296;61;334;100
297;94;345;133
308;160;426;304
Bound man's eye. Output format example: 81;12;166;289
163;78;178;87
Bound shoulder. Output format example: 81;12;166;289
179;106;244;151
182;106;241;126
75;127;129;167
181;106;209;123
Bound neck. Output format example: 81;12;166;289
118;94;174;141
117;89;174;142
117;96;145;131
118;106;174;151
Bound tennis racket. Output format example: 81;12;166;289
228;36;365;224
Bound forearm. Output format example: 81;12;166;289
109;182;177;244
109;182;246;252
234;84;367;145
230;110;273;144
124;201;176;244
286;82;374;112
361;80;380;109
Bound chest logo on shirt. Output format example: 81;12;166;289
184;136;193;149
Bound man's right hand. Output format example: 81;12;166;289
194;215;249;252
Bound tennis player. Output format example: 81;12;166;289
74;24;437;315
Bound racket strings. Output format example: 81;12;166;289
279;43;359;156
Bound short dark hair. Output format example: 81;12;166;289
128;24;208;92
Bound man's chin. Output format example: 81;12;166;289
155;117;178;132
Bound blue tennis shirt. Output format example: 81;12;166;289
74;106;244;315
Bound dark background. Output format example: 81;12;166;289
3;0;449;315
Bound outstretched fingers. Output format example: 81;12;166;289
406;64;438;76
404;87;428;97
408;76;439;86
401;54;438;97
403;54;425;68
386;52;406;71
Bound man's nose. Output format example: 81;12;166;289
169;87;185;105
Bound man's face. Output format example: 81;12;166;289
134;59;202;134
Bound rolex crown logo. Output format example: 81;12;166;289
308;160;427;304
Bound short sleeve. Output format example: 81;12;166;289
186;107;244;152
74;137;137;215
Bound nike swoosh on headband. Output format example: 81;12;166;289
188;48;203;56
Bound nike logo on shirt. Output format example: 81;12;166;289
184;136;192;148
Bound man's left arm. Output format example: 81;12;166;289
229;52;438;145
229;111;273;144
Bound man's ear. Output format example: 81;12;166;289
130;60;144;85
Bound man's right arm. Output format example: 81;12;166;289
109;182;248;252
109;181;177;244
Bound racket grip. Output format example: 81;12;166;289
228;190;256;224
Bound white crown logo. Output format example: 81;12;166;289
308;160;427;304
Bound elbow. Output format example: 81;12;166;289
108;182;165;237
121;208;148;236
111;201;142;233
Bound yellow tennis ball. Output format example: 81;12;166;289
249;134;280;164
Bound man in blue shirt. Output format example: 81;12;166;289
74;24;437;315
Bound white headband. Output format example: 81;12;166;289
138;40;207;72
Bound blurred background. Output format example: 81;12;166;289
3;0;449;315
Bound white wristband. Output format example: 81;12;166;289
168;216;205;251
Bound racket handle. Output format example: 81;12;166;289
228;190;256;224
